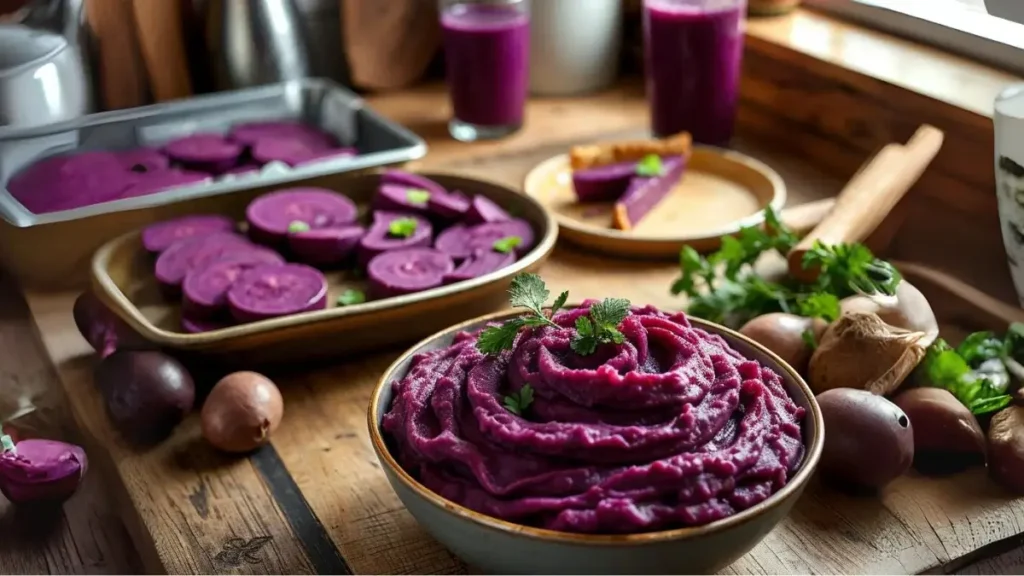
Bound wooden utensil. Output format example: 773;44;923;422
131;0;193;102
787;124;945;281
86;0;148;110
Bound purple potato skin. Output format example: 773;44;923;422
0;439;88;505
94;350;196;445
73;292;150;358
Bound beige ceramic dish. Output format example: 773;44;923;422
523;146;786;259
90;172;557;367
368;308;824;575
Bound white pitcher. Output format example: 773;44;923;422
529;0;622;96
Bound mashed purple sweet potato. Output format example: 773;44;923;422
383;302;806;534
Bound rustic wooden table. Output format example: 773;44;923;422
1;81;1024;575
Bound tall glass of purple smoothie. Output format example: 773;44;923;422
643;0;747;146
439;0;530;142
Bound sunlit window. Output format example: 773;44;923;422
805;0;1024;74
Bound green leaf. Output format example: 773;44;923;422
801;329;818;351
288;220;310;234
796;292;840;322
570;316;598;355
476;318;526;355
405;188;431;205
493;236;523;254
388;217;418;238
590;298;630;330
635;154;664;177
508;273;550;318
336;289;366;307
503;384;535;416
550;291;569;316
957;331;1003;367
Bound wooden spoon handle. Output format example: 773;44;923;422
787;124;945;280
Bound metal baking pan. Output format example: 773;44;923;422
0;78;426;290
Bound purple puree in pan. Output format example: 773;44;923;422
383;303;806;534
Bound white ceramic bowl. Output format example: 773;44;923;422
367;309;824;574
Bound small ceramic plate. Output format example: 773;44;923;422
523;146;786;258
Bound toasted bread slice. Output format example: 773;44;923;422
569;132;693;171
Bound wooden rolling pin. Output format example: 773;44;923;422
787;124;945;281
131;0;193;102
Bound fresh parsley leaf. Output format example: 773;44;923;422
336;289;365;306
635;154;664;177
550;290;569;316
288;220;310;233
590;298;630;330
477;317;526;355
957;331;1003;367
405;188;431;205
388;217;418;238
503;384;535;416
508;273;552;319
796;292;840;322
493;236;523;254
475;274;559;355
921;337;1012;415
571;316;598;355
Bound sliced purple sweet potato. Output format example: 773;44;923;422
182;251;286;318
367;248;454;299
443;249;515;285
162;134;243;173
464;195;512;225
433;223;474;260
613;155;687;231
372;183;432;214
117;148;171;173
226;263;329;323
288;225;366;267
142;215;237;254
245;187;358;247
119;169;211;200
356;211;433;267
427;189;470;219
154;232;257;295
380;169;447;197
7;153;137;214
181;315;234;334
250;137;355;167
572;160;636;202
229;121;338;149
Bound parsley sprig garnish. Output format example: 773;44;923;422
503;385;534;416
476;274;567;355
571;298;629;355
475;274;632;356
670;206;901;329
493;235;522;254
918;326;1024;415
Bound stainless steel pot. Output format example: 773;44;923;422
0;23;91;127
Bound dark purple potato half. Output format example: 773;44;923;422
367;248;454;299
572;160;636;202
464;195;512;225
372;183;432;214
288;225;366;267
119;169;211;200
226;263;329;323
357;211;433;267
94;350;196;445
73;291;150;358
117;148;171;173
444;249;515;285
141;214;237;254
182;252;286;319
0;438;87;505
162;133;243;173
153;232;256;295
245;187;358;248
427;189;470;219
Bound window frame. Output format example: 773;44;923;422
803;0;1024;76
